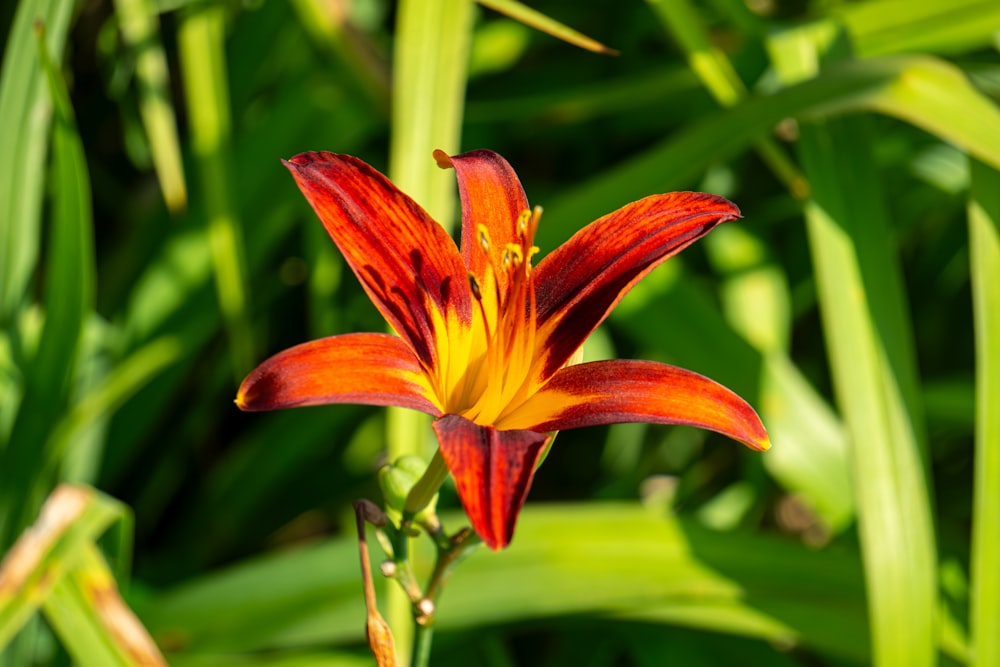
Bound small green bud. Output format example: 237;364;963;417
378;455;437;518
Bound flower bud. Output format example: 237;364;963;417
378;455;438;519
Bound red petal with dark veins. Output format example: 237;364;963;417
237;333;441;416
284;152;471;370
533;192;741;379
433;414;550;550
435;149;530;292
499;360;770;452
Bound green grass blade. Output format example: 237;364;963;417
43;337;185;480
837;0;1000;57
477;0;617;54
0;19;97;551
645;0;806;196
766;24;936;667
178;3;254;381
387;1;474;660
539;54;1000;248
797;118;937;667
968;160;1000;667
389;0;472;227
0;0;74;324
112;0;187;212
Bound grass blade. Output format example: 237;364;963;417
477;0;617;54
178;3;254;380
0;18;96;551
112;0;187;211
540;54;1000;248
798;118;937;667
968;159;1000;667
645;0;806;197
0;0;74;324
387;1;474;661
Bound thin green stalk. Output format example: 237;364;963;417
646;0;808;198
112;0;186;211
968;159;1000;667
412;624;434;667
177;4;254;381
386;1;474;664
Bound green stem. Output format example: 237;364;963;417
969;159;1000;667
412;623;435;667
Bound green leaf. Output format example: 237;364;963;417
0;18;97;551
538;54;1000;249
771;28;937;666
968;159;1000;667
177;3;254;380
477;0;617;55
837;0;1000;57
0;0;75;324
138;504;871;661
112;0;187;211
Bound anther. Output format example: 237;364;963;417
476;224;491;254
504;243;523;270
516;210;531;238
468;273;482;301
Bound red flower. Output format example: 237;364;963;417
237;150;769;549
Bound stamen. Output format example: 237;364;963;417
516;209;531;239
527;246;540;266
527;206;543;243
504;244;523;271
476;224;491;254
468;273;482;301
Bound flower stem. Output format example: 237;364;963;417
412;623;435;667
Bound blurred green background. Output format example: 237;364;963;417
2;0;999;665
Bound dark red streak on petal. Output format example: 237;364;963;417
434;415;549;550
284;152;472;370
534;193;741;378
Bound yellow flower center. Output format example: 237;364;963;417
439;207;543;426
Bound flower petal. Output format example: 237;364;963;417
434;149;530;293
237;333;441;416
533;192;741;378
433;414;549;550
284;152;472;369
498;360;770;452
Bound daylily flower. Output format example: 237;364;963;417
237;150;769;549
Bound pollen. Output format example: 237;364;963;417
468;273;482;301
502;244;523;271
477;224;491;254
